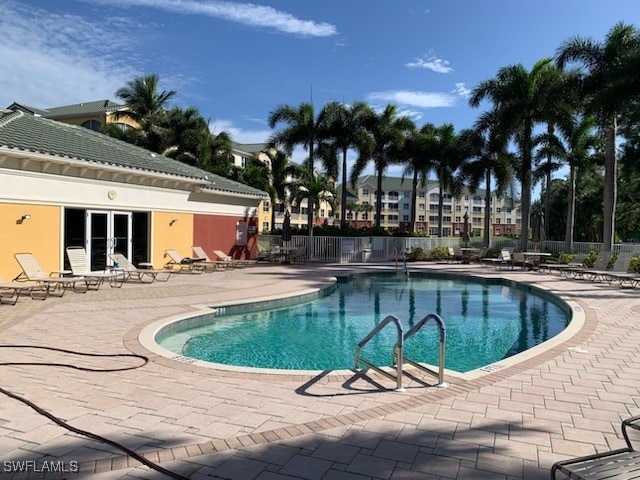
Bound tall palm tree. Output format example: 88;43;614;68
471;58;557;249
537;116;599;251
401;123;436;232
319;101;373;228
268;102;329;172
264;148;297;230
289;168;336;242
459;110;514;248
556;22;640;251
115;73;176;152
350;104;414;228
431;124;464;237
159;106;209;165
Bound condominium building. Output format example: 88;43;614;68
340;176;522;237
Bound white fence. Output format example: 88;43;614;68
259;235;640;264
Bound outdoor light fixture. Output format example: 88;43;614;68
21;214;31;221
170;219;178;226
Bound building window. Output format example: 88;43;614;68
418;215;425;222
429;193;438;202
506;218;511;224
81;119;102;131
456;205;462;212
419;192;426;198
262;221;269;232
362;188;369;196
302;207;308;215
403;203;410;210
419;203;425;210
263;201;270;212
320;209;325;217
388;191;399;200
455;216;461;222
496;207;501;213
403;215;409;221
496;218;501;224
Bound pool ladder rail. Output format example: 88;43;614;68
394;247;409;277
354;313;447;392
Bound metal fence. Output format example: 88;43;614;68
259;234;640;264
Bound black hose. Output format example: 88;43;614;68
0;345;192;479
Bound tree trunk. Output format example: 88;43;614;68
601;116;617;252
519;120;533;251
410;170;418;232
564;163;576;252
375;163;383;228
437;175;444;238
340;147;348;229
544;122;554;237
484;169;492;248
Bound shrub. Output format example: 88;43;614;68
429;246;450;260
583;251;598;268
484;248;501;259
630;257;640;273
406;247;427;261
558;252;577;264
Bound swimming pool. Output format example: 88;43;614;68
156;273;572;373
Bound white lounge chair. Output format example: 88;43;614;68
109;253;172;283
163;249;206;274
0;275;47;303
212;249;257;268
13;252;88;297
66;247;125;288
191;246;230;271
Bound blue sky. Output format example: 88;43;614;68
1;0;639;177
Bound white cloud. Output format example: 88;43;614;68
366;90;457;109
210;119;272;144
405;54;453;74
453;82;472;98
0;1;140;108
91;0;338;37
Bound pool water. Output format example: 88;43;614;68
158;274;571;373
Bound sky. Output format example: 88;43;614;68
1;0;639;180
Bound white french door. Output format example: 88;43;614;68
86;210;132;271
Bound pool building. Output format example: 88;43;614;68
0;108;268;281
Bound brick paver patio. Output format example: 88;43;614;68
0;262;638;479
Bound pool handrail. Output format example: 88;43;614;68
398;313;446;386
354;315;404;391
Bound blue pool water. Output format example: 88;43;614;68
158;273;571;373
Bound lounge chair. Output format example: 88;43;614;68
601;251;639;287
569;250;611;280
108;253;172;283
551;414;640;479
212;250;257;268
511;251;534;270
484;249;513;269
576;250;629;283
66;247;125;288
13;252;88;297
163;249;206;274
540;253;588;276
191;246;230;271
0;275;47;304
447;246;463;264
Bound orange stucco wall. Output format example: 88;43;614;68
193;214;258;260
151;211;194;268
0;203;61;280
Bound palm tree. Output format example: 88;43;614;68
556;22;640;251
264;148;298;230
289;168;336;246
268;102;330;172
319;101;373;228
158;106;209;165
537;116;599;251
431;124;464;237
459;110;514;248
115;73;176;152
470;58;557;249
350;104;414;228
401;123;436;232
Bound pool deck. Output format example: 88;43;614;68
0;262;639;479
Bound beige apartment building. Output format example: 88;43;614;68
341;176;522;237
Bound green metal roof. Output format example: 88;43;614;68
231;141;273;155
0;109;266;198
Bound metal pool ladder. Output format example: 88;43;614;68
354;313;446;392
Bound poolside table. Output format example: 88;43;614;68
522;252;552;271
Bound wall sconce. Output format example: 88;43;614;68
170;219;178;226
21;214;31;221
